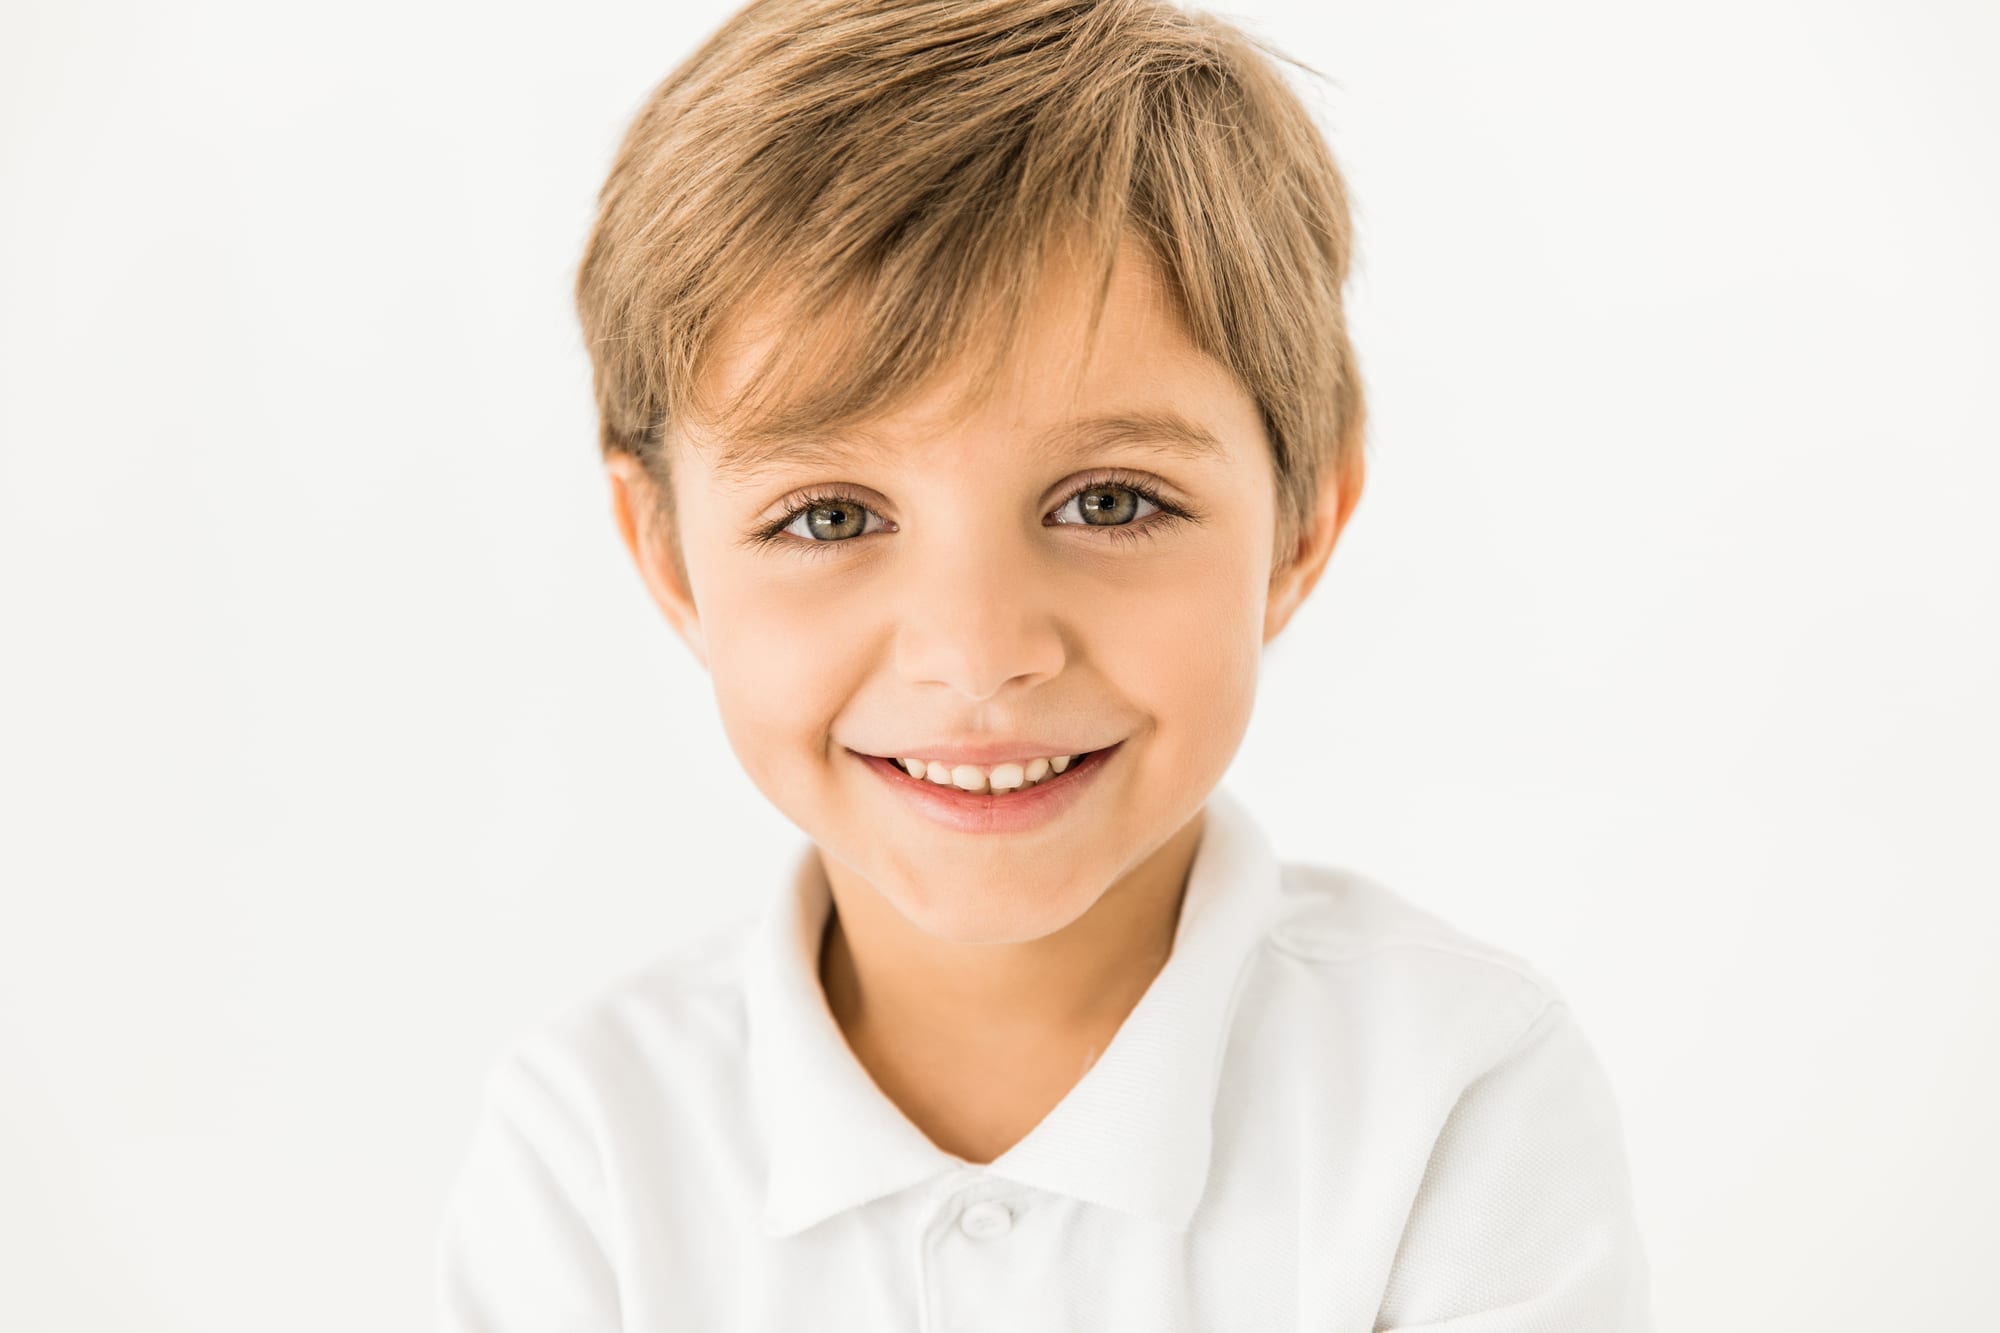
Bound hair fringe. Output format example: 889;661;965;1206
575;0;1367;579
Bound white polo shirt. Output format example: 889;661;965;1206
434;785;1653;1330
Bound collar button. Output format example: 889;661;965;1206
958;1199;1013;1239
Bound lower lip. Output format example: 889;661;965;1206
851;742;1124;834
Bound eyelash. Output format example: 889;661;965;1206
748;470;1196;558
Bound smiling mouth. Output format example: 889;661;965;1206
858;742;1119;796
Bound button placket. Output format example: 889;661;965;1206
921;1187;1041;1333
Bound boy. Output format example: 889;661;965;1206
435;0;1653;1328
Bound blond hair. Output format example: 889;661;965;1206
575;0;1366;581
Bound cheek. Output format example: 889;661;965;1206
1089;546;1266;737
699;567;867;772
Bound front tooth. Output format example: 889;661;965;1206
896;754;1078;790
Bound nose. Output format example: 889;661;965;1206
890;528;1067;702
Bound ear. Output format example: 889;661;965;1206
605;452;708;671
1264;451;1365;645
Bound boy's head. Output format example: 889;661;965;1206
579;0;1366;942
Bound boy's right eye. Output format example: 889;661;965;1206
755;491;895;550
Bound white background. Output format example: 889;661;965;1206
3;1;1995;1328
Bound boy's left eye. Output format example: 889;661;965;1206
751;474;1192;555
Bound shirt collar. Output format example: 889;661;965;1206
743;782;1284;1238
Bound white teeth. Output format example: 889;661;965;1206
988;763;1025;792
892;751;1087;794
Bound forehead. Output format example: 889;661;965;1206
678;232;1261;488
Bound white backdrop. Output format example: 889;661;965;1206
3;1;1995;1328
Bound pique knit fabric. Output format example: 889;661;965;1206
434;784;1653;1331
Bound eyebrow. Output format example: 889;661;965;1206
708;408;1231;489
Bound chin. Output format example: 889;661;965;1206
886;871;1099;946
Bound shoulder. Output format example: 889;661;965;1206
477;908;762;1133
1265;859;1560;993
1254;859;1573;1084
1263;866;1657;1326
441;910;768;1266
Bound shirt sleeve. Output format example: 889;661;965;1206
433;1050;623;1333
1373;997;1655;1333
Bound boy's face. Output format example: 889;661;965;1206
610;233;1348;945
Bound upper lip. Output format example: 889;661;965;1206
852;739;1118;766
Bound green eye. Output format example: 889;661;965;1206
1056;481;1153;528
796;500;873;542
